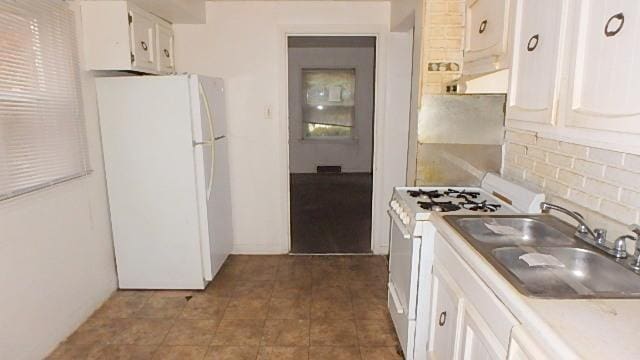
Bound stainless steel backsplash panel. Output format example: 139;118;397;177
416;94;506;186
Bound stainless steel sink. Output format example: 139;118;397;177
492;247;640;298
455;217;575;246
445;215;640;299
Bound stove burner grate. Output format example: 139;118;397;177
417;200;461;212
407;189;443;198
459;199;501;212
445;189;480;199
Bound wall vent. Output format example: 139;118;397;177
317;166;342;173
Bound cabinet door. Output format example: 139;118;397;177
464;0;510;67
157;23;174;74
129;8;156;72
507;0;568;124
428;265;462;360
565;1;640;133
459;304;505;360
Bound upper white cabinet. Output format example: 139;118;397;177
463;0;512;75
80;1;175;74
506;0;640;152
564;0;640;134
506;0;568;125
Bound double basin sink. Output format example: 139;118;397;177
445;215;640;298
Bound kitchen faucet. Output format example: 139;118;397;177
540;202;628;259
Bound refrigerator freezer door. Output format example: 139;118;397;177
190;75;227;142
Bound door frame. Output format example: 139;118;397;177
278;24;399;254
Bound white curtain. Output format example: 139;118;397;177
0;0;89;200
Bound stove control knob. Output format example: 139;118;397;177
390;200;399;210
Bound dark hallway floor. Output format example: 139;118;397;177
290;173;372;254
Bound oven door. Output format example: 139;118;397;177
388;210;421;359
388;209;422;319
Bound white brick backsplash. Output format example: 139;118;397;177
537;138;559;150
621;189;640;208
545;179;570;197
573;159;605;178
506;130;536;145
559;142;588;158
504;165;525;181
557;169;584;187
533;162;558;178
547;152;573;168
624;154;640;172
583;178;620;201
518;156;535;171
600;200;637;224
506;142;526;155
524;171;545;189
526;147;546;161
502;133;640;240
588;147;624;166
606;167;640;192
569;189;600;210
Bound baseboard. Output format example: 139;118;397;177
232;243;286;255
373;244;389;255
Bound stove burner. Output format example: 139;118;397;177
444;189;480;199
418;200;461;212
459;199;501;213
407;189;443;198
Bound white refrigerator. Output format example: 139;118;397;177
95;74;233;289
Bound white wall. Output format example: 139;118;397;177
390;0;424;185
0;2;117;359
288;45;375;173
173;1;394;253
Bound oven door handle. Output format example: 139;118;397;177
388;210;411;239
388;281;405;314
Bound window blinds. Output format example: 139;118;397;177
0;0;89;200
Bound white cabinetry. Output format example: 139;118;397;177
463;0;512;75
506;0;640;153
428;233;519;359
564;0;640;134
80;1;175;74
429;266;462;359
506;0;568;124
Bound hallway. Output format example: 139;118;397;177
290;173;373;254
49;255;400;359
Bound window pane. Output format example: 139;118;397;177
305;123;352;138
302;68;355;137
0;1;90;200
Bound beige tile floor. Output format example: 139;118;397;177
48;255;403;360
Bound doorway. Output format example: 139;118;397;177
287;36;376;254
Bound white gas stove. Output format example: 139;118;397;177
387;173;544;360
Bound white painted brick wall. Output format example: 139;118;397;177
503;129;640;237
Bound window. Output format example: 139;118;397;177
302;68;355;138
0;1;89;201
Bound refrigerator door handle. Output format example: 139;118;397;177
198;81;216;200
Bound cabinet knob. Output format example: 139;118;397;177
438;311;447;326
479;19;488;34
163;49;170;58
140;41;148;51
604;12;624;37
526;34;539;52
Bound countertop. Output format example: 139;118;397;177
431;214;640;360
